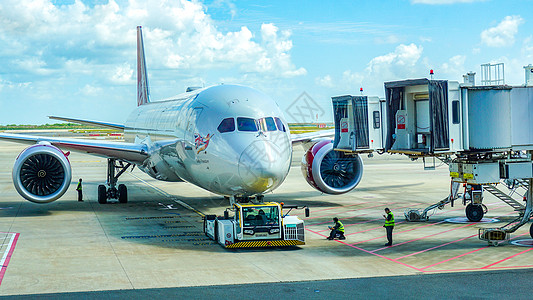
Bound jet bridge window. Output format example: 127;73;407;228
452;100;460;124
237;117;258;132
259;117;277;132
217;118;235;133
274;117;286;132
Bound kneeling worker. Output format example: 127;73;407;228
327;217;345;240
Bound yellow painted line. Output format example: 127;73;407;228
128;173;205;217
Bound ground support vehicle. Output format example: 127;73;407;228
204;201;308;248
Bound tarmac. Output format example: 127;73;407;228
0;136;532;298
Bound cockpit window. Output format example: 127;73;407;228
237;117;258;132
274;117;286;132
259;117;277;132
217;118;235;133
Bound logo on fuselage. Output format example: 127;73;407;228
194;133;213;154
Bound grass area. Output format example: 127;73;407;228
0;123;98;130
288;123;333;134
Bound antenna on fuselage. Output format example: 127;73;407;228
137;26;150;106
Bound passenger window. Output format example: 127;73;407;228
274;117;286;132
237;117;258;132
217;118;235;133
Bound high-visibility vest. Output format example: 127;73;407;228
76;182;82;191
385;212;395;227
336;221;345;233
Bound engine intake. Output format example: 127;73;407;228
13;144;72;203
301;140;363;194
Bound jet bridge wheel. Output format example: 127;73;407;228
465;203;483;222
98;185;107;204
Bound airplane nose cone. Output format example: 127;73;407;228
238;139;289;194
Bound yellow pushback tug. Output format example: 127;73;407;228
204;202;309;248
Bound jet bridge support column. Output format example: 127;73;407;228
479;177;532;246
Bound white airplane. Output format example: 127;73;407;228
0;26;364;204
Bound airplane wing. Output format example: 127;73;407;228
48;116;125;130
0;133;148;164
291;129;335;146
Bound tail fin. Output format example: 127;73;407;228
137;26;150;106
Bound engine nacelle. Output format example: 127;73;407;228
301;140;363;194
12;143;72;203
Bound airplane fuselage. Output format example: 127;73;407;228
123;84;292;197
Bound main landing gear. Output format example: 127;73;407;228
98;158;131;204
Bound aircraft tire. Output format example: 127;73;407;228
98;185;107;204
466;203;483;222
118;184;128;203
530;223;533;239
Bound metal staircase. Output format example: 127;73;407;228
484;184;525;215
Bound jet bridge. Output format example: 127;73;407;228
332;67;533;244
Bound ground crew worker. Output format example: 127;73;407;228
76;178;83;202
383;207;394;246
327;217;345;240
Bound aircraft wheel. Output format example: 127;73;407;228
98;185;107;204
530;223;533;239
466;203;483;222
118;184;128;203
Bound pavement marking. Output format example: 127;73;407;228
351;221;443;246
395;234;478;260
126;216;181;220
510;239;533;247
444;217;499;223
370;222;479;253
305;227;424;272
0;232;19;286
128;173;205;217
306;200;532;274
306;202;391;220
481;247;533;269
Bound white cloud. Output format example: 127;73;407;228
366;43;424;78
111;64;134;84
315;75;335;88
440;55;466;78
412;0;484;4
522;36;533;62
0;0;305;84
374;35;401;44
481;15;523;47
81;84;103;96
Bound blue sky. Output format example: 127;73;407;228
1;0;532;124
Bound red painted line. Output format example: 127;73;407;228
305;227;423;272
0;233;20;286
396;234;478;260
351;221;445;245
306;202;389;220
300;201;372;215
345;221;406;236
420;246;490;270
481;248;533;269
307;203;416;227
371;222;478;253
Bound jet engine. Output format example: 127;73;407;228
12;143;72;203
301;140;363;194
